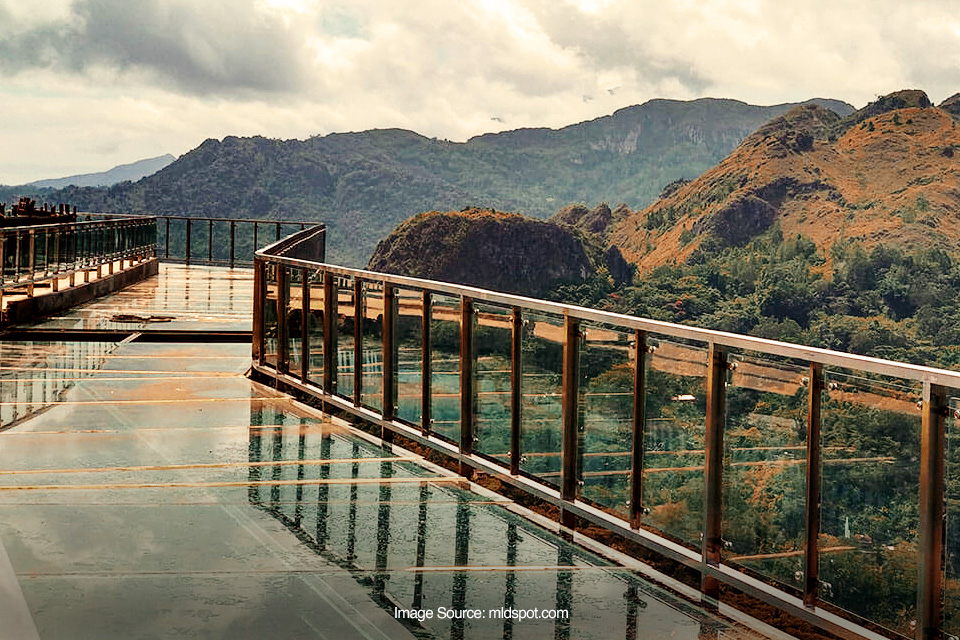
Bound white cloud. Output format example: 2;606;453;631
1;0;959;184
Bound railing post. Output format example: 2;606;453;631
353;279;362;406
510;307;522;475
300;268;310;383
185;218;192;266
322;272;335;394
421;291;432;436
918;382;946;640
382;282;396;422
207;219;213;264
27;230;35;297
229;221;236;268
164;218;170;259
276;265;289;376
630;330;648;529
275;221;281;242
804;363;824;608
382;283;396;445
252;258;265;364
702;343;728;602
560;314;581;529
460;296;475;478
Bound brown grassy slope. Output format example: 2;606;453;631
609;96;960;273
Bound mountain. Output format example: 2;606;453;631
27;154;176;189
368;207;632;297
606;90;960;272
37;97;853;266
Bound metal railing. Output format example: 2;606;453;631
0;216;156;298
252;227;959;640
155;216;321;267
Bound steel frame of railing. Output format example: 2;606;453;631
252;227;955;640
155;216;317;267
0;216;156;302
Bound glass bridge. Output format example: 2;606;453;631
0;264;785;639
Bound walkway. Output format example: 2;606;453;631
0;265;790;639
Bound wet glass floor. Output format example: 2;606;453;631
0;266;785;639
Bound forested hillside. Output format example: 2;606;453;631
6;97;851;266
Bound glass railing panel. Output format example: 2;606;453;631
473;302;513;463
335;275;355;400
395;288;424;427
429;294;461;443
262;264;279;368
285;268;303;376
577;321;635;519
519;311;564;487
641;336;707;548
946;391;960;639
359;280;384;412
819;367;921;637
721;351;808;591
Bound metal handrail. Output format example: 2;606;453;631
0;216;156;297
252;226;948;640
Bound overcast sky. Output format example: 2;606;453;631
2;0;959;185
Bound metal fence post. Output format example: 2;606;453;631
630;330;648;529
322;272;335;394
229;221;236;268
918;382;946;640
702;343;728;602
804;363;824;608
353;279;362;406
301;268;310;383
276;266;289;376
185;219;192;266
560;314;581;529
27;230;36;297
459;296;475;478
252;258;265;364
510;307;522;476
421;291;432;436
382;283;396;445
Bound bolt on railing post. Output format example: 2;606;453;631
421;291;432;436
459;296;475;478
276;265;289;376
630;330;649;529
804;362;824;609
300;268;310;383
560;314;581;529
918;381;946;640
252;258;265;364
510;307;522;476
322;272;335;394
702;343;728;603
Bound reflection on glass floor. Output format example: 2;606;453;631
0;266;786;640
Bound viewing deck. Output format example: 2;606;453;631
0;264;786;639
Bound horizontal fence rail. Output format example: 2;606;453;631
0;216;156;299
253;227;958;640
